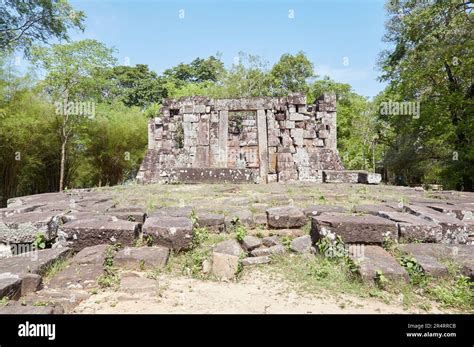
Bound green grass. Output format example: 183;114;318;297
42;258;70;283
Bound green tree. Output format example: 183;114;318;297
75;101;148;187
0;0;85;55
378;0;473;190
102;64;167;108
31;39;116;191
270;51;314;95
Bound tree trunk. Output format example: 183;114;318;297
59;136;67;192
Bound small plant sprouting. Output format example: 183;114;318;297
97;244;121;289
375;270;389;289
231;217;247;242
32;233;47;249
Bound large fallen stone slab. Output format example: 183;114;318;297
404;205;469;243
151;206;194;218
353;204;398;215
115;246;170;270
0;211;64;244
424;202;474;221
196;213;225;233
0;247;71;277
225;210;255;229
48;246;107;291
350;245;409;284
303;205;347;217
19;273;42;296
70;244;108;265
0;302;61;314
106;207;147;224
322;170;381;184
398;243;474;280
266;206;306;229
377;211;444;243
311;214;398;244
397;244;449;277
143;216;193;251
60;219;140;251
19;287;90;313
0;273;22;299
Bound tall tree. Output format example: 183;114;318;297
270;51;314;95
378;0;473;190
31;39;116;191
0;0;85;55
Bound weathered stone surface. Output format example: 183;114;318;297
25;288;90;313
377;211;443;243
323;170;361;184
350;245;409;283
19;273;42;296
48;263;103;290
397;243;474;280
290;235;313;253
303;205;347;217
71;244;108;265
262;236;281;247
0;211;64;244
137;94;347;184
211;252;239;280
266;206;306;229
60;219;139;251
397;244;449;277
424;203;474;221
225;210;254;228
115;246;170;270
251;244;286;257
143;216;193;251
213;239;244;257
106;207;146;224
167;168;257;184
0;273;22;299
353;204;398;215
152;206;193;218
196;213;225;233
241;236;262;252
242;256;271;266
404;205;469;244
120;275;158;293
311;214;398;244
0;303;59;314
0;247;71;277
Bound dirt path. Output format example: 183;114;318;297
74;270;445;314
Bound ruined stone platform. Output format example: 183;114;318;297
0;183;473;312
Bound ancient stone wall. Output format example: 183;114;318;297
137;93;344;184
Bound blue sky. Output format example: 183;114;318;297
68;0;390;97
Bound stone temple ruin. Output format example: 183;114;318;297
137;93;381;184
